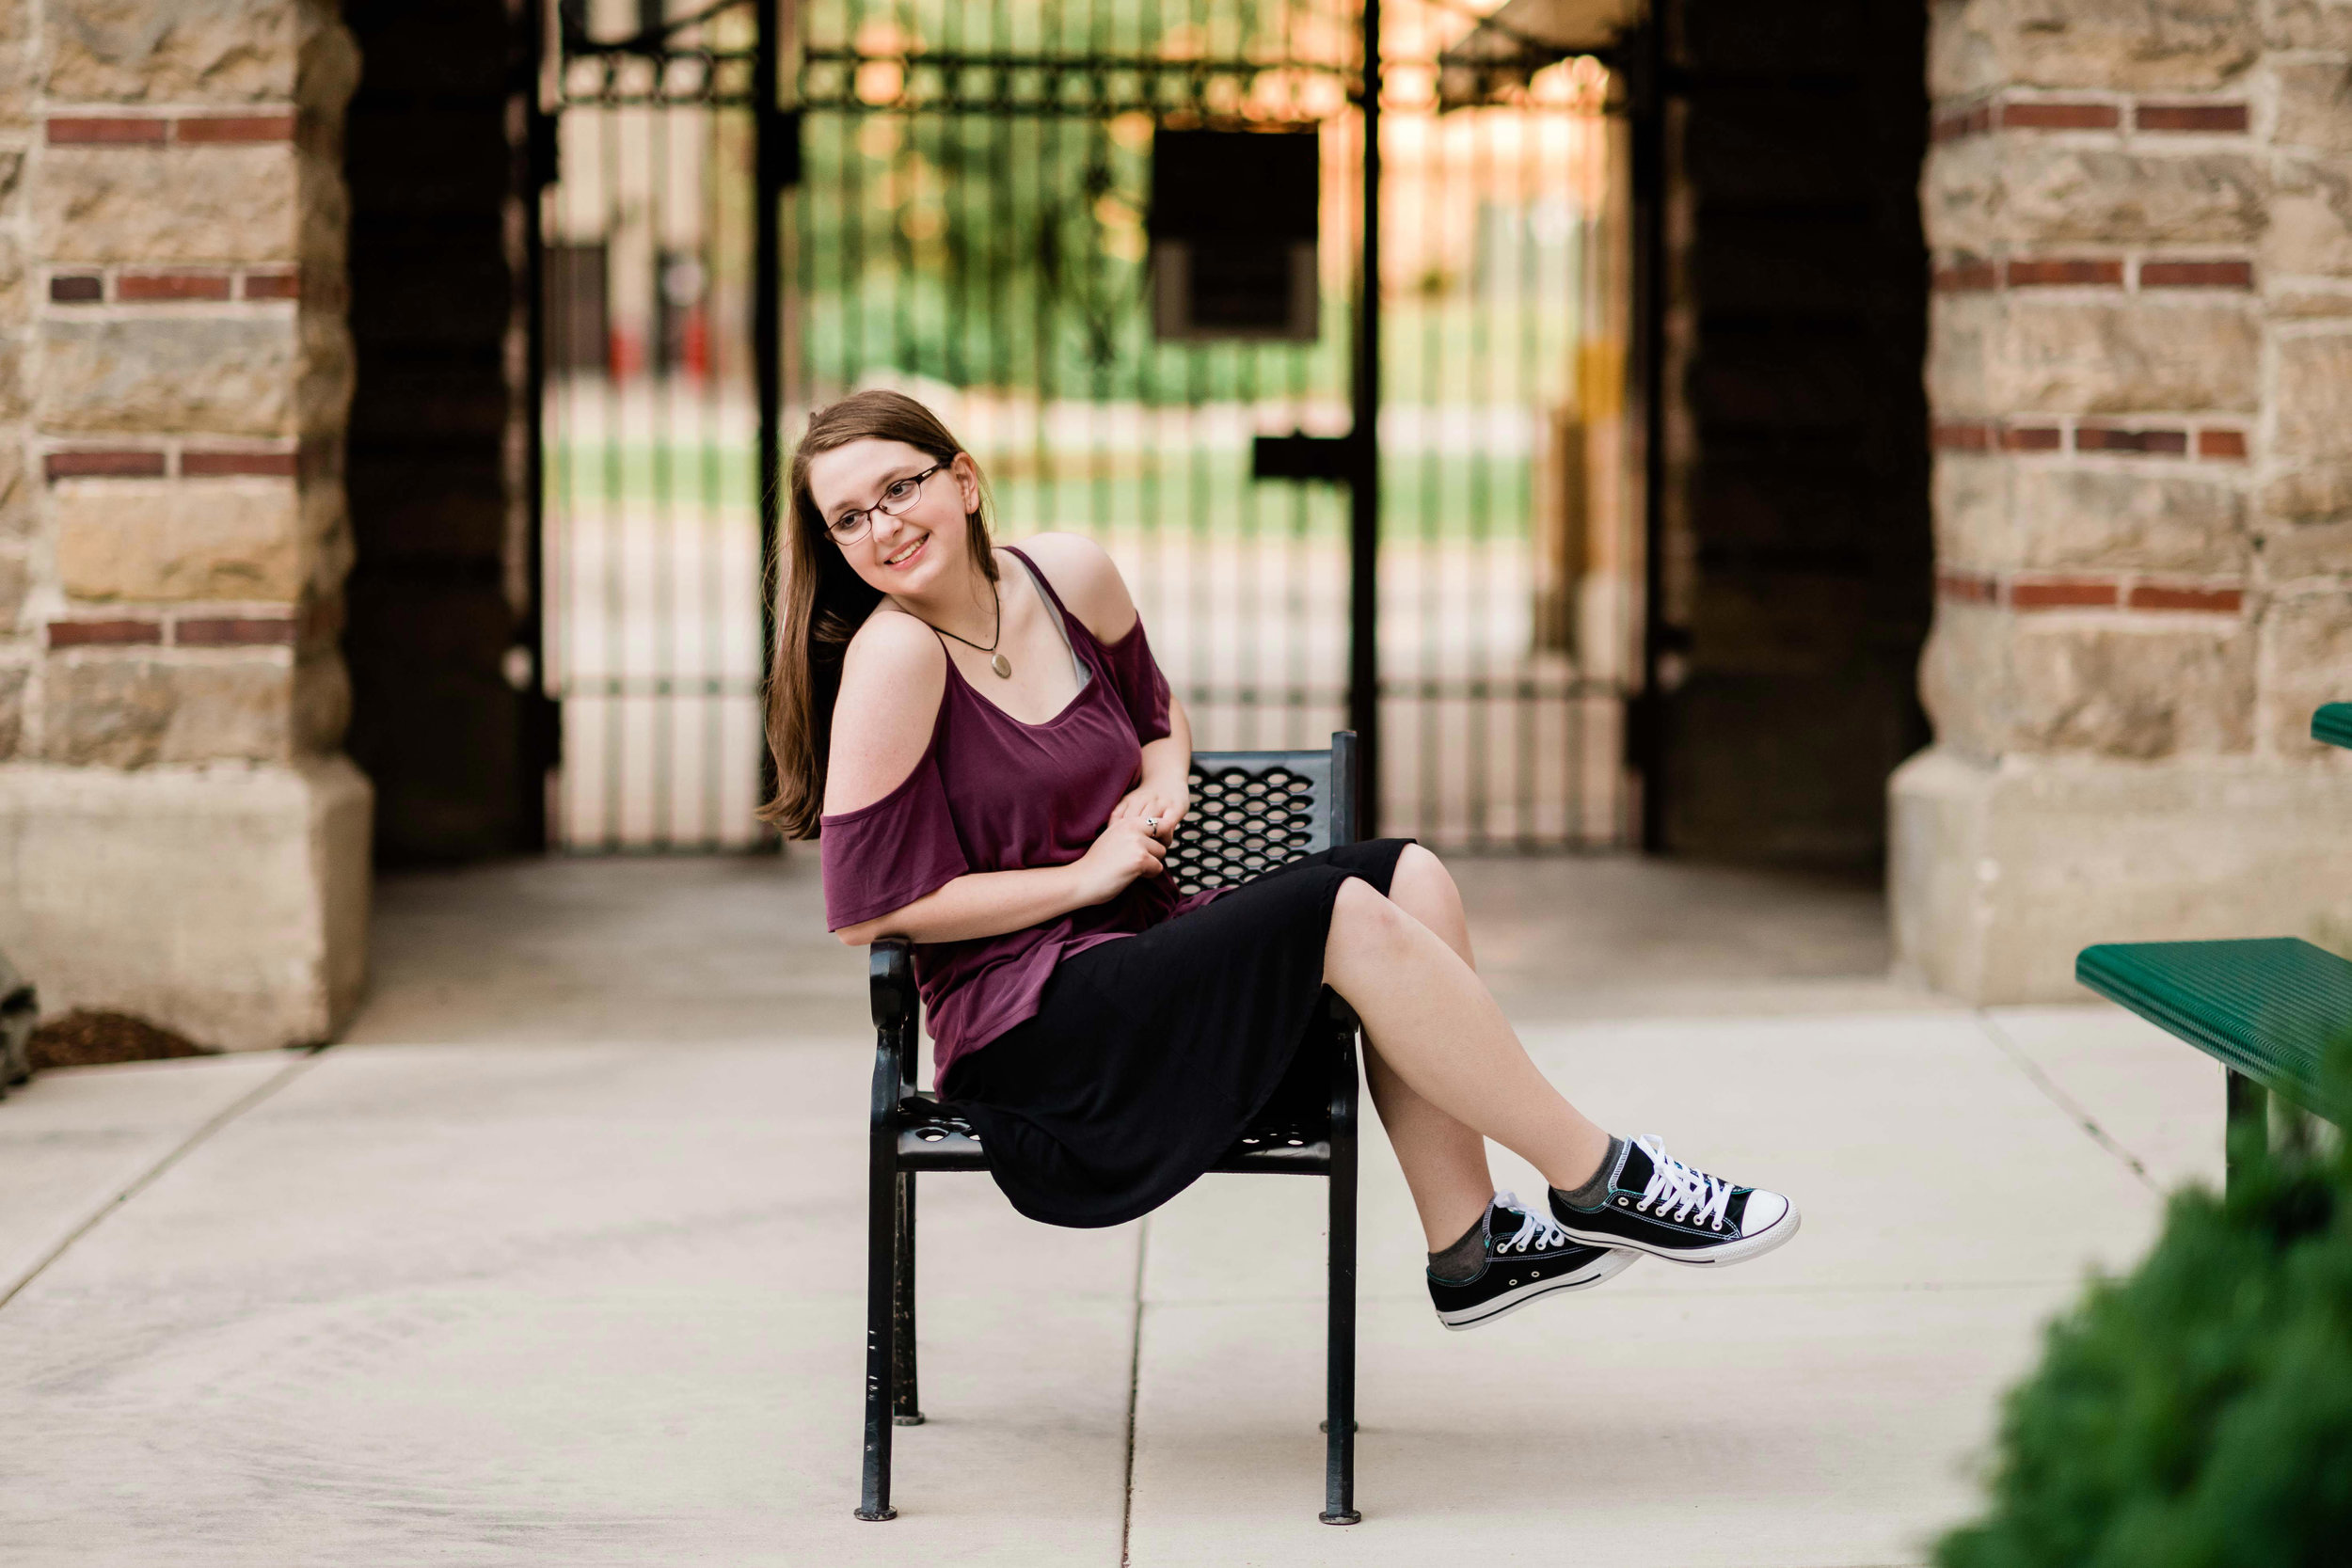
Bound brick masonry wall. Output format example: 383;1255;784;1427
2;0;358;771
1923;0;2352;767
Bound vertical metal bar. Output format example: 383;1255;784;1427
1320;1019;1360;1526
754;0;784;824
1347;0;1382;836
857;1045;900;1520
1630;15;1669;853
892;1169;925;1424
516;0;553;851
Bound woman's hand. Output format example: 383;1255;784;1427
1071;816;1168;906
1110;781;1187;846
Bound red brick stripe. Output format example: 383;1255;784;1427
2197;430;2249;460
47;117;167;145
182;451;297;478
2007;258;2125;287
119;271;234;302
1937;572;1999;605
2136;103;2249;133
2129;584;2242;613
2000;426;2064;452
48;620;162;647
44;450;167;481
176;616;297;646
2076;427;2187;454
172;114;296;144
240;269;300;301
1932;260;1998;292
48;274;103;303
2139;259;2253;289
2010;578;2120;610
2001;102;2120;131
1933;422;1992;452
1931;103;1993;143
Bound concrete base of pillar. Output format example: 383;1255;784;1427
1889;747;2352;1004
0;758;373;1051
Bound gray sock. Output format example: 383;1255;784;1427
1425;1210;1488;1283
1552;1135;1625;1212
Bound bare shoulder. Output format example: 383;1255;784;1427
825;608;947;816
1015;531;1140;642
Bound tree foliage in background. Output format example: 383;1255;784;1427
1938;1046;2352;1568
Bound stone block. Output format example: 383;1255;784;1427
2009;615;2254;757
2260;591;2352;758
1920;603;2255;761
39;654;168;767
1890;746;2352;1003
2272;0;2352;49
42;0;311;103
1926;139;2264;253
1931;0;2258;96
2258;515;2352;578
0;230;24;327
33;145;296;264
0;661;20;757
54;480;303;602
0;543;24;629
0;439;26;543
36;318;294;437
2274;331;2352;460
1933;294;2261;416
0;756;371;1049
40;651;300;767
2273;60;2352;158
161;654;296;763
1939;456;2256;576
2266;156;2352;280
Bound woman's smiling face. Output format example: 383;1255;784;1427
806;436;983;599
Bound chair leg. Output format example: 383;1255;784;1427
856;1125;898;1520
1321;1055;1361;1526
893;1170;925;1425
2226;1069;2268;1198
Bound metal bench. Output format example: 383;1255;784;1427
857;734;1367;1525
2075;704;2352;1180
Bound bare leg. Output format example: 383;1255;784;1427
1326;859;1612;1218
1366;847;1500;1249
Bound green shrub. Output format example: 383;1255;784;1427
1937;1063;2352;1568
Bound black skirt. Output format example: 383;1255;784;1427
940;838;1413;1228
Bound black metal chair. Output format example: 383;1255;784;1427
858;732;1365;1525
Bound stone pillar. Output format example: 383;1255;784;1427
0;1;372;1049
1897;0;2352;1000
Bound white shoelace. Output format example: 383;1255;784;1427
1490;1191;1575;1253
1630;1134;1734;1231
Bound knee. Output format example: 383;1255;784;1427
1391;844;1459;908
1329;874;1412;955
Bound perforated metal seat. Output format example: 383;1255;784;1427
858;735;1364;1525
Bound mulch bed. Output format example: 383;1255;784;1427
26;1010;218;1071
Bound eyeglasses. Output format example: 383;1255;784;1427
825;464;944;544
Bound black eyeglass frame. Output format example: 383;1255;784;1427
826;464;946;545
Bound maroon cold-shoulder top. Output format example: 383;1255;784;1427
818;547;1223;1082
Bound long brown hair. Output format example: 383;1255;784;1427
759;389;997;837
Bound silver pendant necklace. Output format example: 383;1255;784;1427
925;580;1013;679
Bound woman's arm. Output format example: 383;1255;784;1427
1112;695;1192;845
833;822;1163;946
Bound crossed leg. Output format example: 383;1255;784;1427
1328;846;1613;1249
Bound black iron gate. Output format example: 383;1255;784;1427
532;0;1634;852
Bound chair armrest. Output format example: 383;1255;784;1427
870;936;915;1032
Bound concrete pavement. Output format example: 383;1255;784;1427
0;855;2218;1565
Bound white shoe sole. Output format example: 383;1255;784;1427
1436;1247;1641;1331
1556;1200;1802;1268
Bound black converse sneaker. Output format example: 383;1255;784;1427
1426;1191;1639;1331
1549;1135;1798;1265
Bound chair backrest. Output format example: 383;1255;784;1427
1167;733;1358;898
